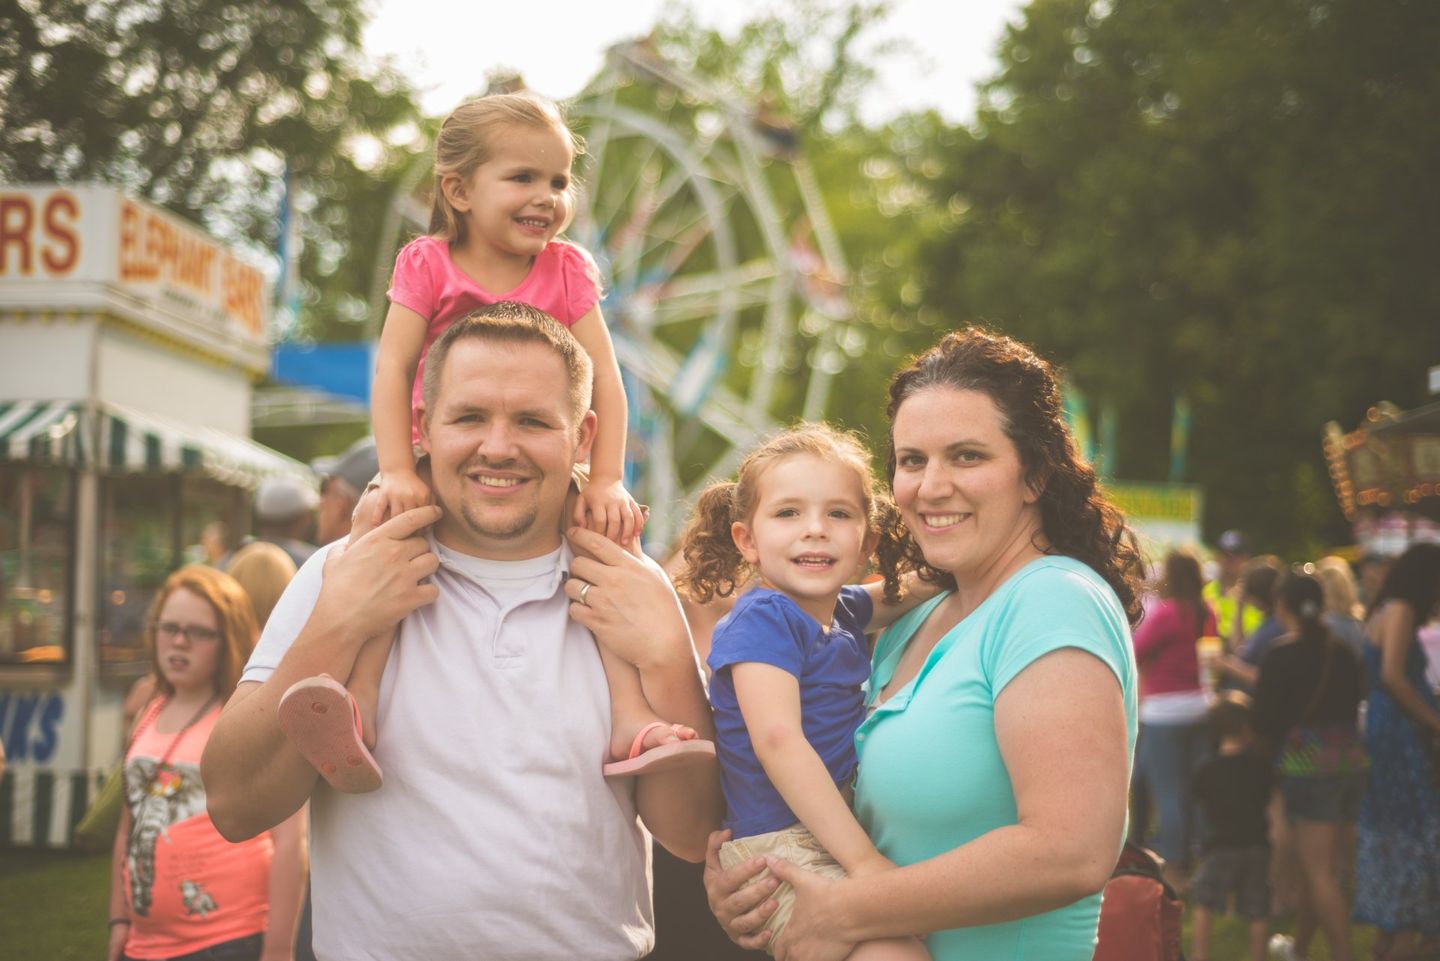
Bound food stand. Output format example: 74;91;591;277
1324;400;1440;554
0;184;312;847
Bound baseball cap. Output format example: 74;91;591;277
321;437;379;495
255;476;320;522
1217;529;1250;555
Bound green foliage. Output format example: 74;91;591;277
651;1;893;133
0;0;424;342
6;0;1433;550
915;0;1440;552
625;2;945;453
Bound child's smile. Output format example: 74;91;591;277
731;452;876;627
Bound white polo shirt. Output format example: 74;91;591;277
241;536;653;961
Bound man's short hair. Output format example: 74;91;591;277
421;302;594;424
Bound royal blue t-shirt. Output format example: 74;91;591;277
707;585;874;837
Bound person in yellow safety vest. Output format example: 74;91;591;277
1204;529;1265;648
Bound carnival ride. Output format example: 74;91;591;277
1324;399;1440;553
371;40;858;548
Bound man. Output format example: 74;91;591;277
203;303;720;961
251;475;319;568
1202;529;1263;645
313;436;379;545
1216;556;1285;691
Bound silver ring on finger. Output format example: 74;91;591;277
579;582;592;607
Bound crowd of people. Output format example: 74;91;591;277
90;86;1440;961
1130;538;1440;961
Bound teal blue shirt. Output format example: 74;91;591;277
854;556;1138;961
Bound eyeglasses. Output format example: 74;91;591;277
156;622;221;644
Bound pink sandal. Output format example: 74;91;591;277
278;675;384;793
602;721;716;778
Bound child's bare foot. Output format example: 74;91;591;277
602;720;714;778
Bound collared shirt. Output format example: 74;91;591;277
242;536;652;961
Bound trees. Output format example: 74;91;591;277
915;0;1440;552
0;0;422;341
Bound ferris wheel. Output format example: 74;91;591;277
372;41;857;549
568;40;857;546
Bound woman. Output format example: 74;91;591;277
1252;571;1366;961
1353;543;1440;961
706;328;1142;960
225;541;299;630
108;566;304;961
1130;548;1216;884
1316;556;1367;660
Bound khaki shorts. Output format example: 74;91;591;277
717;824;848;953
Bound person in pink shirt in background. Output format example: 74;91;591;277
1131;548;1218;888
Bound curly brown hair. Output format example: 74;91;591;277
675;423;911;605
885;328;1144;626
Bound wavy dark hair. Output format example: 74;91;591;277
884;328;1144;626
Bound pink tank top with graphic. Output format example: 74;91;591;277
121;700;274;959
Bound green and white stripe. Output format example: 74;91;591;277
0;399;312;491
0;401;89;466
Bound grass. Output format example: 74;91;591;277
0;846;1388;960
1191;910;1379;960
0;847;111;961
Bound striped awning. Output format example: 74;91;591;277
0;400;313;491
98;402;313;490
0;401;90;465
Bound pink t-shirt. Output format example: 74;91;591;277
121;700;274;960
386;235;602;437
1131;598;1216;699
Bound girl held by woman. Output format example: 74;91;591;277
108;566;304;961
677;424;935;959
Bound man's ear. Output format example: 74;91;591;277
731;520;760;566
574;409;598;464
440;171;470;213
416;405;432;453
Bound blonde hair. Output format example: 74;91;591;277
429;93;585;245
1315;555;1364;620
225;541;298;629
675;423;910;605
146;566;259;700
